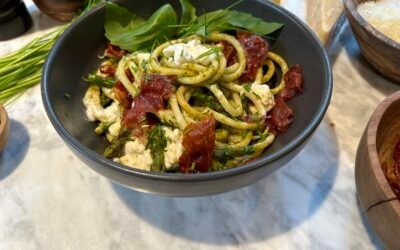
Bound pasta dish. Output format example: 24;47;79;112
82;1;303;173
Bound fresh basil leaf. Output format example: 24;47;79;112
105;3;178;51
226;10;283;35
181;9;283;37
104;2;145;39
180;0;197;24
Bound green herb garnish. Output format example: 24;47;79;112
196;47;221;59
146;125;168;172
243;84;251;92
100;91;112;107
192;89;224;112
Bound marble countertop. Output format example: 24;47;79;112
1;1;400;249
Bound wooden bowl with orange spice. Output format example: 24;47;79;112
343;0;400;83
355;90;400;249
0;103;10;152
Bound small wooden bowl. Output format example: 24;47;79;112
344;0;400;83
0;103;10;152
355;91;400;249
33;0;84;22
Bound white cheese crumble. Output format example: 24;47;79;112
118;139;153;171
115;126;183;171
250;84;275;115
358;0;400;43
163;39;217;66
83;85;121;123
163;127;184;169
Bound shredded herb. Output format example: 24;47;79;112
243;84;251;92
192;89;224;112
252;91;261;99
241;93;249;113
196;47;221;59
141;60;148;73
146;125;168;172
64;93;71;99
100;91;112;107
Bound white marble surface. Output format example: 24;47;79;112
1;1;400;249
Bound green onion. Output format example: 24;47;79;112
0;0;103;105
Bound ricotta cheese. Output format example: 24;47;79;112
118;139;153;171
162;39;217;66
250;84;275;114
163;127;184;169
83;85;121;123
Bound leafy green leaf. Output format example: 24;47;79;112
179;9;283;37
180;0;197;24
105;2;178;51
146;125;168;172
104;2;145;35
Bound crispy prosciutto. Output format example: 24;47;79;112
100;62;117;75
237;31;269;82
279;64;303;101
179;116;216;173
122;74;175;130
265;96;294;133
266;64;304;133
105;43;126;58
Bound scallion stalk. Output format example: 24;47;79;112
0;0;103;105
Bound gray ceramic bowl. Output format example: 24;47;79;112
42;0;332;196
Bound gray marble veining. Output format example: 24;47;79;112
1;1;399;249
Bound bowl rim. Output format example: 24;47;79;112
366;90;400;203
343;0;400;50
41;0;333;182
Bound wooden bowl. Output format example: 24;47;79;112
355;91;400;249
0;103;10;152
343;0;400;83
33;0;84;22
